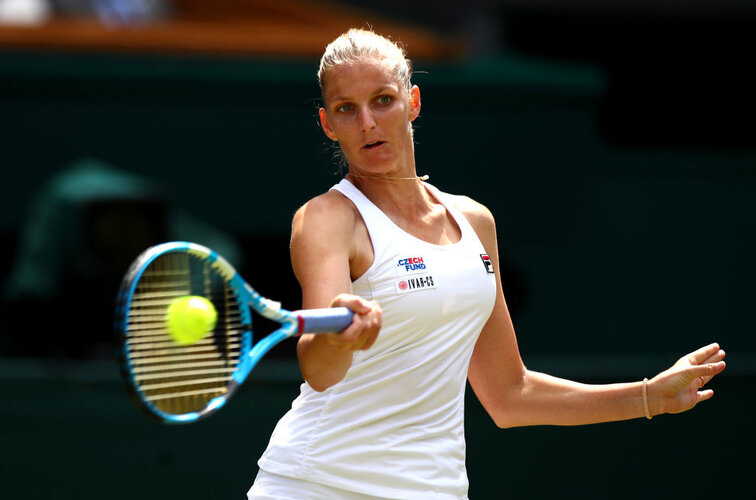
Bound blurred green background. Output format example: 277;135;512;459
0;1;753;498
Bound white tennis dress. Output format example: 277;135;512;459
253;179;497;499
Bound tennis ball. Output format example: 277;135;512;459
165;296;218;345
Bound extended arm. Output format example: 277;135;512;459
290;191;382;392
458;197;726;428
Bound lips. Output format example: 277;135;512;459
363;141;386;149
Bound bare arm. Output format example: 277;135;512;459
290;192;382;392
456;196;726;428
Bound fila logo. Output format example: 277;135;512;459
480;254;494;273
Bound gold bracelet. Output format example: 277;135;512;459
642;378;652;420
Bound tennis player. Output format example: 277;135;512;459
248;28;726;500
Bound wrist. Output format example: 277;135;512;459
643;377;665;418
642;378;652;419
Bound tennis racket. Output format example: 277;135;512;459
114;241;353;424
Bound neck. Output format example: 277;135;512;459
347;172;429;182
346;170;436;223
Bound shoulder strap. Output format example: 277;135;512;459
329;179;400;267
330;179;397;234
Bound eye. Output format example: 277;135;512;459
377;95;392;105
336;103;353;112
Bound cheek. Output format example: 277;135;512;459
327;118;350;141
322;114;351;142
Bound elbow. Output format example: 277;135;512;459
492;417;510;430
306;378;333;393
474;376;529;429
489;409;519;429
300;367;332;392
473;397;521;429
297;343;341;392
300;366;344;392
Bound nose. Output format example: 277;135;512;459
358;107;376;132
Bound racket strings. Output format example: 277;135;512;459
124;252;247;415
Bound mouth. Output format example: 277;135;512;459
363;140;386;150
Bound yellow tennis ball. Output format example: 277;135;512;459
165;296;217;345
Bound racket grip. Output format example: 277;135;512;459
295;307;354;334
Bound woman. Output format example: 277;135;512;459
248;28;726;499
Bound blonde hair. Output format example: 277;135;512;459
317;28;413;97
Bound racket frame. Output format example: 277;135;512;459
115;241;352;424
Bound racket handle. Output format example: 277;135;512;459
295;307;354;334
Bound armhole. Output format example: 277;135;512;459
329;181;382;283
447;194;496;254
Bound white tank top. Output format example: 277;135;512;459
258;179;497;499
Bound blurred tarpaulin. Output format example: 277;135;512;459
1;158;242;358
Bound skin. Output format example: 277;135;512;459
291;56;726;422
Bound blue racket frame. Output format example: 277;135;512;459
115;241;353;424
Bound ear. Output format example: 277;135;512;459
319;108;338;141
409;85;421;122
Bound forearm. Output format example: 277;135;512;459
493;370;650;428
466;204;725;428
297;334;354;392
296;295;382;392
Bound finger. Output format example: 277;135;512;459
359;329;380;351
687;343;721;365
330;293;372;312
696;389;715;404
329;310;379;350
327;321;364;347
326;331;356;349
703;348;726;365
687;361;726;383
356;311;381;351
332;295;372;314
700;349;726;384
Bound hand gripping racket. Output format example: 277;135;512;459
114;241;353;424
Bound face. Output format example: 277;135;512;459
319;58;421;176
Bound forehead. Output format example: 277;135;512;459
322;58;401;101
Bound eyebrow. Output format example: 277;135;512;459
328;85;398;104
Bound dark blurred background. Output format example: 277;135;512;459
0;1;753;498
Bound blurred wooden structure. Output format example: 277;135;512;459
0;0;464;59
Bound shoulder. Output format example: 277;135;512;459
292;186;373;282
443;192;496;236
292;189;359;237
